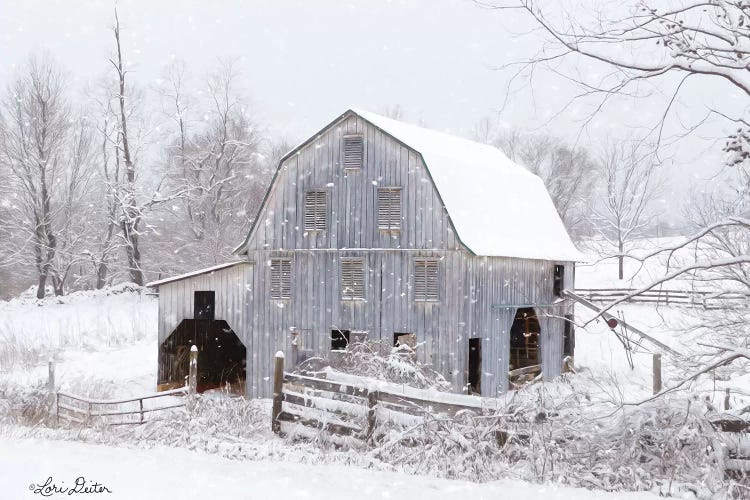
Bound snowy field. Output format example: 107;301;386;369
0;239;745;498
1;438;661;500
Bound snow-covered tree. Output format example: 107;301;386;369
0;55;96;298
594;139;662;279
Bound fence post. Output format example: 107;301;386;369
725;388;731;411
188;345;198;414
652;354;662;395
271;351;285;434
47;358;55;423
366;390;378;444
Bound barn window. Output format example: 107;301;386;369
394;332;416;348
342;136;364;169
331;329;350;350
553;265;564;297
194;291;215;320
270;258;292;299
340;258;365;300
304;190;327;231
413;258;439;301
377;187;402;231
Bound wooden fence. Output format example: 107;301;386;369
574;288;749;309
269;353;522;447
51;346;198;427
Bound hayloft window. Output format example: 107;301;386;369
194;291;215;320
553;265;564;297
343;135;364;169
377;187;402;231
331;329;350;350
270;258;292;299
304;190;327;231
413;258;439;301
340;258;365;300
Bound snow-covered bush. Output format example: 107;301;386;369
372;382;728;497
0;381;50;427
296;340;451;391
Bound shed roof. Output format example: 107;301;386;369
146;261;250;288
352;109;583;261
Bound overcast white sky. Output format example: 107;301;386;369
1;0;740;217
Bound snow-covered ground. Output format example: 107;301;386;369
2;437;660;500
0;239;746;498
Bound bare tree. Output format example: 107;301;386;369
474;121;600;238
109;8;143;285
594;139;662;279
156;59;269;268
0;55;94;298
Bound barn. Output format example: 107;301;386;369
147;108;583;399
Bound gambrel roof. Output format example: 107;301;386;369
236;109;583;262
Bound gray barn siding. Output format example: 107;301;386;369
157;111;577;399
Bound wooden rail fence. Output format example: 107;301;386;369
269;352;525;447
574;288;749;309
51;346;198;427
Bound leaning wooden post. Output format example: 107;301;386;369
47;358;55;425
652;354;662;395
188;345;198;414
271;351;285;434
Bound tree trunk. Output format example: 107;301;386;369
113;8;144;286
618;240;624;280
36;273;48;299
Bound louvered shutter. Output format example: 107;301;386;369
377;188;402;230
304;191;327;231
414;259;439;301
343;136;364;169
270;258;292;299
341;258;365;300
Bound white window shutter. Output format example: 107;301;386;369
304;191;327;231
414;259;439;301
343;136;364;169
377;188;402;230
270;258;292;299
340;258;365;300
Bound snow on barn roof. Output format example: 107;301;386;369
146;261;250;288
350;109;584;261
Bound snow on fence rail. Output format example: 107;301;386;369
56;386;188;426
574;288;749;309
50;346;198;427
269;353;518;447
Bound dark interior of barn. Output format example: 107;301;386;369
509;307;540;371
158;318;246;395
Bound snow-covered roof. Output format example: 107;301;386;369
146;262;250;288
351;109;584;261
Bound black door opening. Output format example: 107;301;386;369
468;338;481;395
510;307;540;370
158;319;246;394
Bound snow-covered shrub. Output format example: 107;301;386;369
0;381;50;426
297;340;451;391
372;382;728;497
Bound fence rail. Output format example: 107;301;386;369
56;386;188;426
270;353;515;447
573;288;749;309
52;345;198;427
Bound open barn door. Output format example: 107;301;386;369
158;319;246;394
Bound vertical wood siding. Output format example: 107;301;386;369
156;112;576;398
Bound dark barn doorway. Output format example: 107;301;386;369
468;338;482;395
158;319;246;394
510;307;540;370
